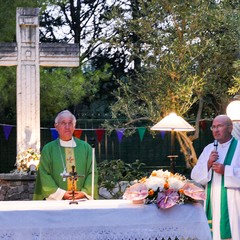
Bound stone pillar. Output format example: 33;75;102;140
16;8;40;152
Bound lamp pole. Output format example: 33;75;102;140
167;130;178;173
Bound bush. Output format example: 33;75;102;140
98;159;146;199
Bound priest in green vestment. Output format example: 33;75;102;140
33;110;98;200
191;115;240;240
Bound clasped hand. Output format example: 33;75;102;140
62;190;85;200
208;150;224;175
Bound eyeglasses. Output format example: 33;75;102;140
57;122;74;127
210;124;228;131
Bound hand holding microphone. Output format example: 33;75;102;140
212;140;225;174
208;140;219;170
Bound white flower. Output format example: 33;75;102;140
168;177;186;191
145;176;165;191
16;148;41;172
155;169;171;178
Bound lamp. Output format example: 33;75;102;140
151;112;195;173
226;95;240;139
226;95;240;121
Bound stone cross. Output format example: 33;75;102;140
0;8;79;153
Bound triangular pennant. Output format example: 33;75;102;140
96;129;105;143
3;125;13;140
50;128;58;140
160;131;165;139
137;127;146;141
74;129;83;139
116;128;125;143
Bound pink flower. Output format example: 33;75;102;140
182;182;206;200
156;189;179;209
123;183;148;201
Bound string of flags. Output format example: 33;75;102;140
0;120;209;143
0;124;156;143
33;127;149;144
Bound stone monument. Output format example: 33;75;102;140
0;8;79;153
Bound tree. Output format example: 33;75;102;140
102;0;240;168
0;0;114;121
0;0;41;42
228;60;240;96
39;0;114;61
38;0;129;119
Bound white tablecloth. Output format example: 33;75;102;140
0;200;211;240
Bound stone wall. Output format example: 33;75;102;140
0;174;127;200
0;174;36;201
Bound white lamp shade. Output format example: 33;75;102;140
151;113;195;132
226;100;240;121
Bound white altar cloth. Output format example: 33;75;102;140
0;200;211;240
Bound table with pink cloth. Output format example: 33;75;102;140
0;199;211;240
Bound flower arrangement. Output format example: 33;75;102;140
123;169;205;209
15;148;41;174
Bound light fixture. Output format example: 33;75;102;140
151;112;195;173
226;95;240;121
226;95;240;139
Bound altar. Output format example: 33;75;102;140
0;200;211;240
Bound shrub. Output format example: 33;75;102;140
98;159;146;199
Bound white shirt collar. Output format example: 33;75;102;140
59;137;76;147
218;137;233;148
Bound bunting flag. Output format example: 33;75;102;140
116;128;125;143
50;128;58;140
73;129;83;139
160;131;165;139
137;127;146;141
3;126;13;140
96;129;105;143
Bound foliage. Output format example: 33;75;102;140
76;59;115;118
0;67;16;121
106;0;239;120
0;0;114;121
39;0;113;61
40;66;101;120
228;60;240;96
0;0;41;42
0;0;239;168
38;0;120;119
102;0;240;167
98;159;146;199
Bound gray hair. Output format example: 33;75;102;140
55;110;76;125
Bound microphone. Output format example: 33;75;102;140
213;140;218;151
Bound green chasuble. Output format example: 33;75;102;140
33;137;99;200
